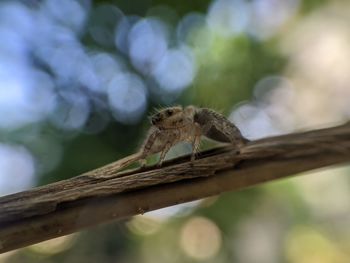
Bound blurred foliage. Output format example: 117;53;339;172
2;0;350;262
299;0;330;13
192;36;286;110
94;0;212;16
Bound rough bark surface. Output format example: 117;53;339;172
1;122;350;253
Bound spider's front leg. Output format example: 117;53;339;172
149;128;180;167
190;123;202;161
157;142;173;167
139;127;170;168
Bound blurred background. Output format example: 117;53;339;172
1;0;350;262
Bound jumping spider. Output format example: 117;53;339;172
114;105;248;170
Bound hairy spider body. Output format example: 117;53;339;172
193;108;248;146
113;105;248;171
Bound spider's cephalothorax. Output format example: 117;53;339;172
150;106;194;129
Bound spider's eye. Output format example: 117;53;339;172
166;109;173;116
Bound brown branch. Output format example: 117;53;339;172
1;122;350;253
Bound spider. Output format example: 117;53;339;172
113;105;248;170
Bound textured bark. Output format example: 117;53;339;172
1;122;350;253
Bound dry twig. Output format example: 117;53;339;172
1;122;350;253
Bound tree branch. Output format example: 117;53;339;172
1;122;350;253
